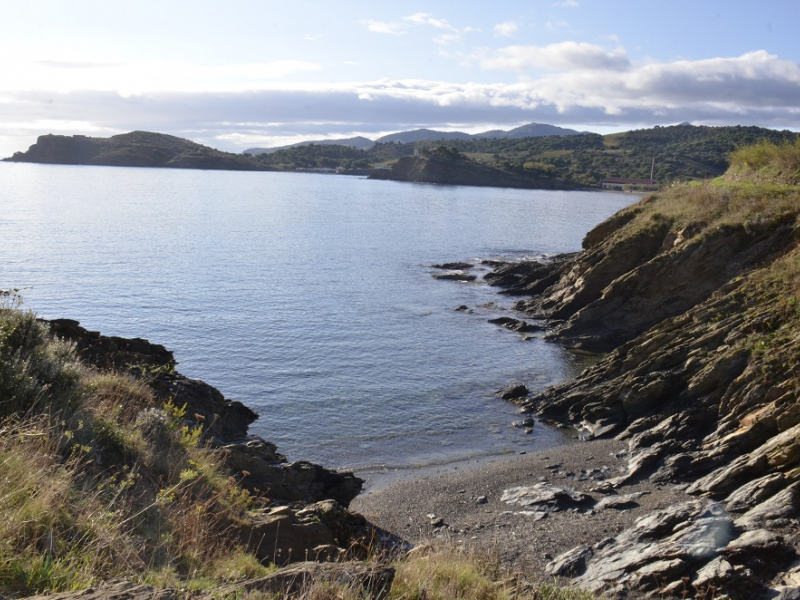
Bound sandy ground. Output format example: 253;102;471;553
351;438;691;578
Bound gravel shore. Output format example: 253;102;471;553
351;438;691;578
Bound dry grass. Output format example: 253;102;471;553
728;138;800;184
0;308;258;596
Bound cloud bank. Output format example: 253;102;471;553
2;49;799;155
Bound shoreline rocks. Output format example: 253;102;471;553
479;187;800;596
46;318;371;567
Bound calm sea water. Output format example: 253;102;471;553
0;163;634;472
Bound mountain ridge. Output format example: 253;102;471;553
243;122;582;155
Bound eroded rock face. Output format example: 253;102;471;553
550;501;794;597
487;191;800;596
46;318;366;567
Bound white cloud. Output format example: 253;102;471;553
481;42;631;72
434;33;462;46
404;12;458;31
360;19;407;35
360;12;473;44
493;21;519;38
553;0;579;7
2;51;799;157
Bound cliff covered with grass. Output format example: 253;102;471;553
487;139;800;596
0;304;379;597
3;132;270;171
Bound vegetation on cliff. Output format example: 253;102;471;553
369;147;575;190
0;299;594;599
486;138;800;596
8;125;799;189
4;131;270;171
0;303;259;594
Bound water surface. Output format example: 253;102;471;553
0;163;635;471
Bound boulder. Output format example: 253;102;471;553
500;483;593;512
496;383;529;401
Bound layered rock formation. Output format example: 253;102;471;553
5;131;270;171
488;167;800;596
46;319;369;566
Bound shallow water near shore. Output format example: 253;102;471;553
0;163;635;471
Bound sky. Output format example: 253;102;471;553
1;0;800;156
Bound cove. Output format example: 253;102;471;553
0;163;635;470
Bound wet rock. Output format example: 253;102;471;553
488;316;542;332
496;383;529;400
223;440;363;507
432;262;473;270
431;271;476;282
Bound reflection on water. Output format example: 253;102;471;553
0;164;635;469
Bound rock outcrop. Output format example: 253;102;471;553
488;172;800;596
5;131;271;171
46;318;368;566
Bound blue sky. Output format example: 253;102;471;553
1;0;799;155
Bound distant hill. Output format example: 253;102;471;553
375;129;473;144
5;131;270;171
369;147;575;190
243;123;582;154
474;123;582;139
245;136;374;155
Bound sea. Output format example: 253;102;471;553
0;163;635;475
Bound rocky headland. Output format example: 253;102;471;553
479;143;800;596
45;319;370;558
359;140;800;599
369;153;574;190
4;131;271;171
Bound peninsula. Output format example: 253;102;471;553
4;131;271;171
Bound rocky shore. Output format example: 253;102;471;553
45;319;376;570
357;153;800;598
473;171;800;597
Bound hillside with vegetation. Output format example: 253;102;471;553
4;132;270;171
8;125;799;189
249;124;800;187
483;138;800;596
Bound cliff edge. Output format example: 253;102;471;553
4;131;271;171
487;139;800;597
